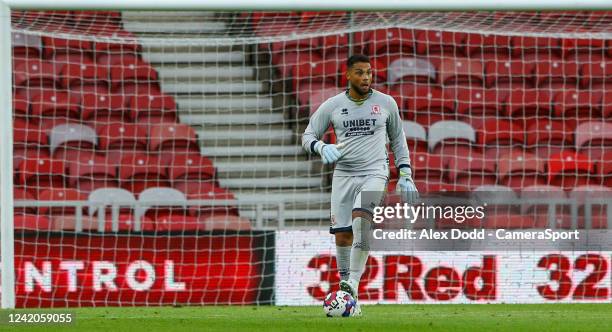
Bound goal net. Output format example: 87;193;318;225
4;9;612;307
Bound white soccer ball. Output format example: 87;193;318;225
322;290;357;317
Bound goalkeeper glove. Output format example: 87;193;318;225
396;166;419;204
314;141;342;164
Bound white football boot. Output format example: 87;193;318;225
339;279;358;299
340;279;361;317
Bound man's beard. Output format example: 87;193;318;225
352;83;369;96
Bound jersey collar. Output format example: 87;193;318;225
345;88;373;106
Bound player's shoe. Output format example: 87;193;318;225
352;302;362;317
339;279;358;299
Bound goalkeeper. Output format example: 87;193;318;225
302;54;419;312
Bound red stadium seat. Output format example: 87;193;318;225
511;36;560;56
574;121;612;160
449;87;506;116
111;82;161;108
13;58;58;88
18;157;66;198
526;119;574;159
475;119;524;148
415;30;466;55
438;57;484;86
561;34;605;57
13;90;29;119
483;55;535;88
355;28;415;56
29;90;80;120
97;123;148;153
67;155;119;194
128;93;177;123
71;85;125;124
411;152;447;184
14;119;47;152
165;154;215;182
148;123;199;154
447;152;497;190
547;151;595;190
320;33;350;57
404;85;455;123
14;214;52;231
97;53;158;85
580;59;612;89
119;154;169;194
465;33;512;56
38;187;87;215
553;89;602;118
54;53;109;88
497;152;547;190
291;59;338;91
532;56;580;89
41;35;92;57
505;88;553;118
272;51;322;79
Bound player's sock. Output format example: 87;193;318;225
336;245;351;281
349;216;370;296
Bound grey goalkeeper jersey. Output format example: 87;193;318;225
302;89;412;177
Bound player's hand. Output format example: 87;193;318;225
396;167;419;204
314;141;343;164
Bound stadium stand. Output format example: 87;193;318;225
9;10;612;232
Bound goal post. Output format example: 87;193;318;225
0;0;15;310
0;0;612;309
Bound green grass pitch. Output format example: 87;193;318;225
1;304;611;331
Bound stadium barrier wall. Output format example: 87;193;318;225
276;230;612;305
14;231;275;307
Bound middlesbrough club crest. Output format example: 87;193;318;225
371;105;381;115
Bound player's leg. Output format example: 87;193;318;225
340;175;388;299
330;175;355;282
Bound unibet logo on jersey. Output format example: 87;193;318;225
343;119;377;137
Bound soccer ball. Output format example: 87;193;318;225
322;290;357;317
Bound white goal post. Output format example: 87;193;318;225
2;0;612;310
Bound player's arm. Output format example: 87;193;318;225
386;96;419;204
302;100;342;164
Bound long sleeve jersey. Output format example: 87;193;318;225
302;89;412;177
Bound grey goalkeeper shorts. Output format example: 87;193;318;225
329;174;388;234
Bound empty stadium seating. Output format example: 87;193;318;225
10;11;612;232
9;11;239;232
